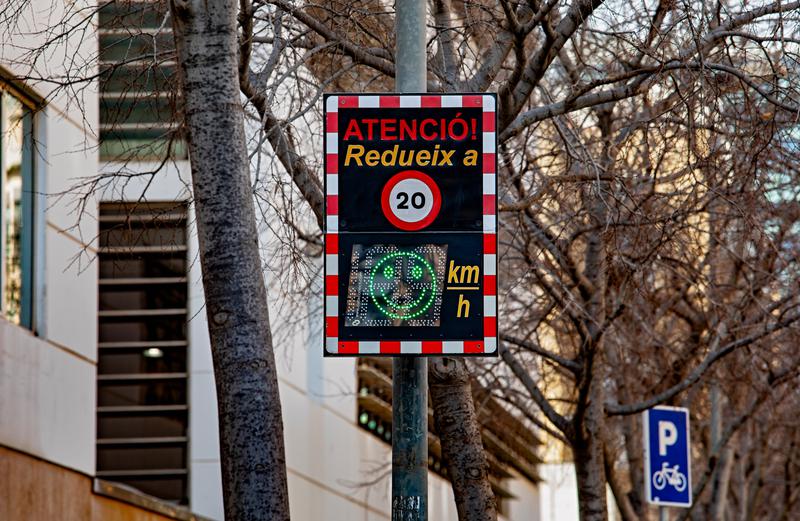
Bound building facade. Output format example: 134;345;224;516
0;1;543;520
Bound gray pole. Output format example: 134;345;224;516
659;507;668;521
395;0;427;92
391;0;428;519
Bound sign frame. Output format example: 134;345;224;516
323;93;498;357
643;405;693;508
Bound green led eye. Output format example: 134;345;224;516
383;265;394;278
411;265;423;279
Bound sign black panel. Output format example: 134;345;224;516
324;94;497;356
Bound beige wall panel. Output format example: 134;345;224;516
0;446;91;520
92;496;175;521
0;446;183;521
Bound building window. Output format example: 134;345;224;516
96;201;190;505
1;87;34;329
357;358;541;504
98;1;186;161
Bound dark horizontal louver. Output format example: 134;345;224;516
97;201;190;505
98;1;186;160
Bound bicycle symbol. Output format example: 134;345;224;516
652;462;687;492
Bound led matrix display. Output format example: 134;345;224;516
345;244;447;327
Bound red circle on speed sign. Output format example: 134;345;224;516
381;170;442;231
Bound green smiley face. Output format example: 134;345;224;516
369;251;437;320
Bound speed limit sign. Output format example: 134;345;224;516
323;93;497;356
381;170;442;231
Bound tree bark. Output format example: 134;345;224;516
607;342;644;516
710;385;732;521
430;357;498;521
169;1;290;519
572;108;612;521
574;376;610;521
603;433;638;521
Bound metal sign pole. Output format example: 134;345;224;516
659;506;668;521
391;0;428;519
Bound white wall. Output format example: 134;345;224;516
538;462;622;521
0;0;99;477
505;469;541;521
0;104;100;477
44;106;99;362
186;206;224;520
0;321;95;474
538;463;580;521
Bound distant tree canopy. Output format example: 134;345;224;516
248;1;800;519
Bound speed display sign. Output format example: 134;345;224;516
324;93;497;356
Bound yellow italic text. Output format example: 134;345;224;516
344;144;455;168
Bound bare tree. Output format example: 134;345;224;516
168;0;291;519
493;12;800;518
233;1;800;520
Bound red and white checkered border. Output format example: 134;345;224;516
324;94;498;356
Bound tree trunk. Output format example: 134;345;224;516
606;342;644;516
574;383;609;521
430;357;498;521
710;385;732;521
169;1;290;519
573;109;612;521
603;439;638;521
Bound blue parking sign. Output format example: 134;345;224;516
643;406;692;507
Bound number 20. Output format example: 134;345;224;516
397;192;425;209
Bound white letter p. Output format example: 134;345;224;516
658;421;678;456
